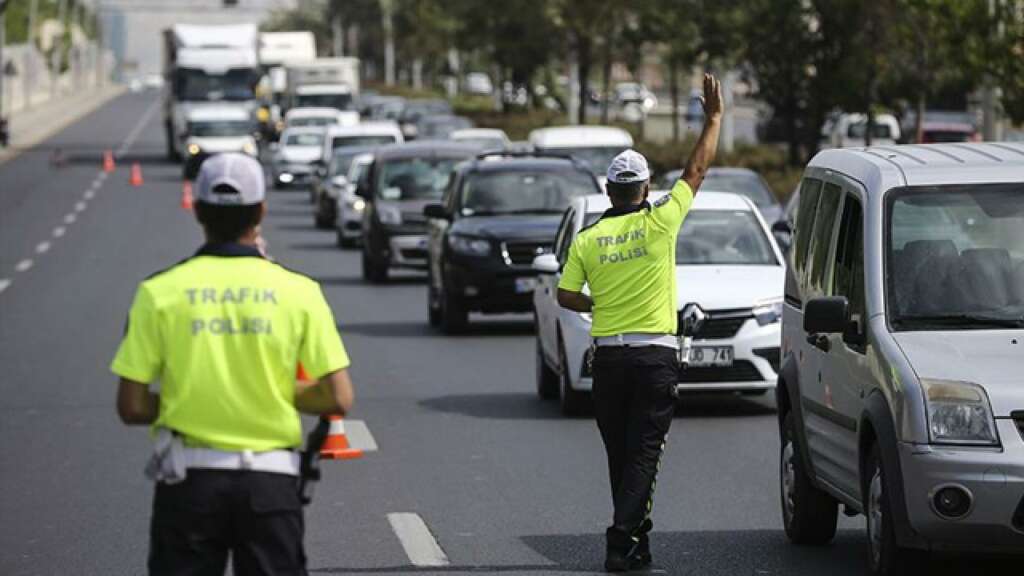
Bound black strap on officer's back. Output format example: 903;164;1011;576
298;418;331;506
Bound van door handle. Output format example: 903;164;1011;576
806;334;831;353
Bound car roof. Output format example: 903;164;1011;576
529;125;634;148
286;107;342;118
324;122;401;137
808;142;1024;191
577;191;758;215
186;106;251;121
373;141;481;160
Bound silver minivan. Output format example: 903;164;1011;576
778;142;1024;574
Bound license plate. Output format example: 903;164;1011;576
515;277;538;293
688;346;734;367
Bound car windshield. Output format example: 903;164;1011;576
676;210;778;265
888;184;1024;330
702;172;777;207
376;157;462;200
177;68;254;102
189;120;252;137
544;146;629;175
295;94;352;110
332;135;398;149
330;151;361;176
289;117;336;128
461;170;597;216
285;133;322;147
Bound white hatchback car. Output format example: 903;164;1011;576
533;191;786;414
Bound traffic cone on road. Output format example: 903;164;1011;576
102;150;115;173
319;415;363;460
180;181;194;211
129;162;144;187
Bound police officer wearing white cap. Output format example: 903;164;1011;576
557;75;723;572
113;153;355;575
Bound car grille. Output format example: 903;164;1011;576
679;360;763;383
400;248;427;260
679;309;752;340
753;347;781;374
503;241;550;266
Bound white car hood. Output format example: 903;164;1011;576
675;265;784;311
280;146;321;164
892;331;1024;417
189;136;253;153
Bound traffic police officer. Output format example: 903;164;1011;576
112;153;355;575
557;74;723;572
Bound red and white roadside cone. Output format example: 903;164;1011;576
319;416;363;460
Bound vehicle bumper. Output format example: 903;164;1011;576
898;420;1024;553
674;319;780;393
448;260;539;314
388;235;429;269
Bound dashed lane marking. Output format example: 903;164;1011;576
75;201;87;212
344;420;379;452
387;513;450;568
0;279;10;294
116;98;161;157
15;259;33;273
64;214;76;224
53;226;66;238
36;242;51;254
84;189;96;199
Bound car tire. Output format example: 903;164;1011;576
865;445;927;575
440;281;468;334
780;411;838;545
535;333;559;400
558;337;588;416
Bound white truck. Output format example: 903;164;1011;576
162;24;261;161
258;31;317;134
284;58;361;114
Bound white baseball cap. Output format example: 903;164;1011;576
606;149;651;184
195;153;266;206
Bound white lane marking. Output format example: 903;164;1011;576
343;420;378;453
36;242;51;254
96;171;108;183
387;513;450;568
0;279;10;294
15;259;33;273
116;98;161;157
64;213;77;224
75;201;87;212
53;226;66;238
84;189;96;199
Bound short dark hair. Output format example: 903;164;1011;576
606;180;647;204
194;185;263;243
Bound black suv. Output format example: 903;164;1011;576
424;152;602;332
357;142;480;283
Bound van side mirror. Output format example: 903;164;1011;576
423;203;449;220
771;220;793;252
804;297;849;335
532;253;559;275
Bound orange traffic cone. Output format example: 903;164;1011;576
319;415;363;460
180;181;194;211
102;150;115;173
129;162;144;187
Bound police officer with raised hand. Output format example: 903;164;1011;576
557;73;723;572
112;153;354;576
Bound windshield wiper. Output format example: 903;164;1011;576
894;313;1024;328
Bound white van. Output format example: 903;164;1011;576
528;125;634;183
821;113;902;149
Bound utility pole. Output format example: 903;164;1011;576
380;0;394;85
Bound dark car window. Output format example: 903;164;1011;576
806;182;843;297
332;135;399;149
676;210;778;266
189;120;253;137
831;195;866;340
792;178;823;281
285;133;323;146
329;151;362;177
460;170;598;216
702;172;776;207
289;117;337;128
376;157;463;201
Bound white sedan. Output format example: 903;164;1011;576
533;191;785;414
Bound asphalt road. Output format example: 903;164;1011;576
0;92;1015;575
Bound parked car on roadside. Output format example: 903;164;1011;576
335;152;375;248
450;128;510;151
423;152;602;333
358;142;480;282
528;125;633;183
270;127;324;189
182;105;258;180
533;191;786;414
778;142;1024;575
658;166;783;224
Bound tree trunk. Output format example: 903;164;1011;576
600;29;613;124
577;35;591;126
669;58;679;143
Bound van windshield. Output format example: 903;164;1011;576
189;120;252;137
888;184;1024;330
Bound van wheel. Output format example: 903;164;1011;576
440;283;467;334
536;335;558;400
866;445;927;575
558;338;588;416
780;412;838;545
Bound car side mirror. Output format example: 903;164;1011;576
771;220;793;253
532;253;559;275
804;297;850;335
423;203;449;220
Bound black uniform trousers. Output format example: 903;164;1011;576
592;345;678;554
149;469;306;576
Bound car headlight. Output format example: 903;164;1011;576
377;205;402;226
351;198;366;212
449;235;491;256
752;297;783;326
242;141;257;156
187;143;201;156
922;379;998;446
